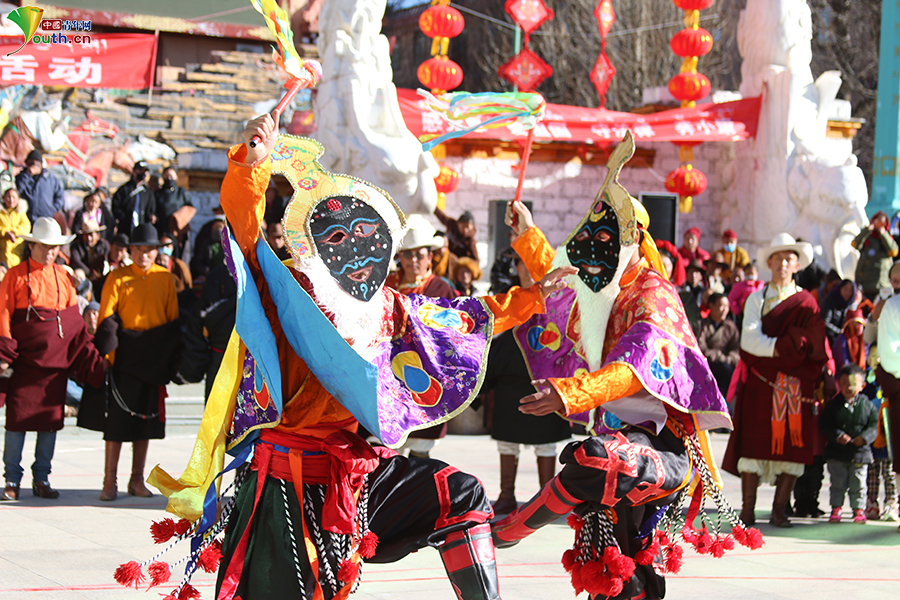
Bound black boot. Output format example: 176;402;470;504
439;523;501;600
770;473;798;528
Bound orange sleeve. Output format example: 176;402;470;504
511;226;556;282
482;284;545;334
549;362;644;416
221;144;271;264
0;269;15;338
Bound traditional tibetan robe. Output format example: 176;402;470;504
0;259;104;431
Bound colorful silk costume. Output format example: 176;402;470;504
117;135;544;600
492;133;756;600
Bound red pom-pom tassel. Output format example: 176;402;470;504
359;531;379;559
114;561;146;588
173;519;192;537
569;562;585;596
634;538;660;566
561;548;578;572
178;584;201;600
745;527;764;550
146;562;171;588
566;514;584;533
198;539;223;573
150;518;178;544
338;559;360;585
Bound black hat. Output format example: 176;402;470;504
112;233;129;247
128;224;164;246
25;150;42;164
133;160;148;171
459;210;474;222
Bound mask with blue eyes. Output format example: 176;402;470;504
309;195;391;301
566;201;621;292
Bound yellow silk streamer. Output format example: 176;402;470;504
148;329;244;520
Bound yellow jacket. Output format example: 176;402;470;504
0;207;30;268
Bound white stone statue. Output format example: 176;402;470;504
316;0;439;216
723;0;867;276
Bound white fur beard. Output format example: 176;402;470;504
294;257;386;362
552;244;637;371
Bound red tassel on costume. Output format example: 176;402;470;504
359;531;379;558
732;525;764;550
569;562;585;596
146;562;171;588
681;526;698;544
634;538;660;566
338;559;360;585
693;529;713;555
178;584;201;600
198;539;223;573
566;513;584;533
150;518;178;544
114;561;146;588
663;542;684;574
561;548;578;572
173;519;192;537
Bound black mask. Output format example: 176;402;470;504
309;195;391;301
566;202;620;292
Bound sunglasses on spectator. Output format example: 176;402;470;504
399;249;430;261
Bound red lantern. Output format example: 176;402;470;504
498;46;553;92
668;72;711;102
670;27;714;57
665;165;708;197
419;5;465;40
417;56;464;93
434;163;460;194
673;0;714;10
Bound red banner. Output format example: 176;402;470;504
0;33;157;90
397;88;761;144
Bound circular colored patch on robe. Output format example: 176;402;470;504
253;362;271;411
418;304;475;334
391;351;444;407
526;322;562;352
649;338;676;382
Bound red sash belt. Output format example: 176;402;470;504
217;419;380;600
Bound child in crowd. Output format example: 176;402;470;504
864;371;898;521
821;364;879;523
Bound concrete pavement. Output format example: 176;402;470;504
1;383;898;599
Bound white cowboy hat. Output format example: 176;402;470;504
20;217;75;246
76;220;107;234
400;214;442;250
756;232;813;271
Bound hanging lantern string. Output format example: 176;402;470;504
248;0;322;148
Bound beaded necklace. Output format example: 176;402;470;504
25;258;64;338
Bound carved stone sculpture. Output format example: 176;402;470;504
316;0;439;216
723;0;867;276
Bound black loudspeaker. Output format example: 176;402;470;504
638;192;678;245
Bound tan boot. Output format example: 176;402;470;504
127;440;153;497
770;473;798;528
99;441;121;501
492;454;518;514
740;472;759;526
536;456;556;488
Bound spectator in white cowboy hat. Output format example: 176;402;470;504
69;220;110;280
723;232;831;528
0;217;106;501
385;214;458;301
80;223;180;501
